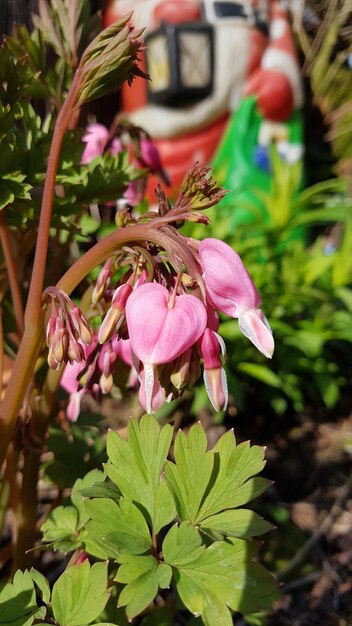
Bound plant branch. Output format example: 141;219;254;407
24;69;83;331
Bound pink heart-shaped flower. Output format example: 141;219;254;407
125;283;207;366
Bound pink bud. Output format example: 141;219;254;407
46;315;57;347
199;329;222;370
67;337;84;364
52;317;68;366
199;329;228;412
109;137;122;156
99;283;133;344
92;258;114;304
66;390;84;422
170;348;192;390
70;306;92;346
139;138;170;186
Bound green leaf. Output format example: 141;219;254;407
165;428;269;525
29;568;51;605
196;431;269;521
0;570;42;626
164;423;214;522
41;505;80;552
52;561;109;626
199;509;274;539
237;363;282;388
115;554;172;620
71;469;105;524
106;415;173;531
85;497;152;557
79;480;120;501
163;524;279;626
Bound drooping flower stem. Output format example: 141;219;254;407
0;221;204;468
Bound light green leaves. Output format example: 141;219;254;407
106;415;175;532
0;570;46;626
38;416;277;626
163;524;279;626
52;561;109;626
41;469;104;552
165;426;270;535
164;423;214;522
115;555;171;621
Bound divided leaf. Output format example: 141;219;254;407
163;523;279;626
106;415;175;532
165;423;214;522
0;570;45;626
115;554;172;621
165;427;270;532
41;470;104;553
51;561;109;626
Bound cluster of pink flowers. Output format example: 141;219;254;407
48;237;273;420
45;152;273;420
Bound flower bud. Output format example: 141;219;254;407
92;258;114;304
70;305;92;345
67;337;85;364
99;372;113;394
199;329;228;412
99;283;133;344
66;390;84;422
51;316;68;366
170;348;192;390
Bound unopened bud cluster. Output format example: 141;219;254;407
45;289;92;370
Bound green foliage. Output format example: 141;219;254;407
38;415;278;625
189;151;352;415
0;569;46;626
51;561;109;626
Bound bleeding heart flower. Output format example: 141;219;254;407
199;238;274;358
81;124;110;164
125;282;207;413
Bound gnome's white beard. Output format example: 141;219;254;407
130;23;250;138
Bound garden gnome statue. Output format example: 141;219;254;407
103;0;304;213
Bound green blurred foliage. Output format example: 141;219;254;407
188;150;352;416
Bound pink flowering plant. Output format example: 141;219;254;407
0;2;278;625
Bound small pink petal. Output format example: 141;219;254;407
139;364;166;414
238;309;274;358
81;123;109;164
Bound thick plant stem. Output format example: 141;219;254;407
0;71;82;469
14;367;62;570
0;213;24;336
24;70;82;331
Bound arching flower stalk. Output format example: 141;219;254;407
44;165;274;418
